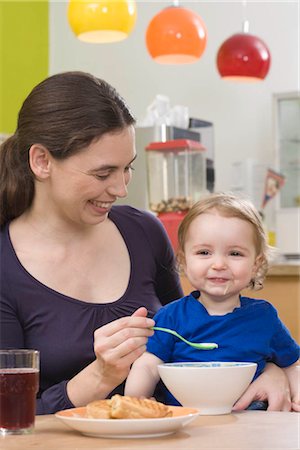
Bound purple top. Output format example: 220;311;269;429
0;206;183;414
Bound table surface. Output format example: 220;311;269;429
1;411;299;449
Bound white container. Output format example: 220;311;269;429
230;158;268;211
158;362;257;415
276;208;300;257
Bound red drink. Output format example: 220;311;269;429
0;369;39;431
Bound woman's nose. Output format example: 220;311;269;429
107;173;128;198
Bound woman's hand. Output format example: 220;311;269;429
292;401;300;412
233;363;291;411
283;363;300;412
67;307;154;406
93;307;155;389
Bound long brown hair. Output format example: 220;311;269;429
0;71;135;227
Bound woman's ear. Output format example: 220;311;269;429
29;144;51;179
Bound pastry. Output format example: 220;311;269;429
86;399;111;419
86;395;172;419
110;394;171;419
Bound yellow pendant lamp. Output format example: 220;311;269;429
68;0;137;43
146;4;207;64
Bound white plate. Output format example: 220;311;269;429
55;405;200;438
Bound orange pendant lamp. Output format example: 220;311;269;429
67;0;137;43
216;20;271;82
146;4;207;64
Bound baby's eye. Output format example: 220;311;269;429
196;250;210;255
230;251;243;256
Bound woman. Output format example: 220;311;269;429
0;71;291;414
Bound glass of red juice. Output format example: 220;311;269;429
0;349;39;435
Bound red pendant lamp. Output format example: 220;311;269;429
146;4;207;64
216;20;271;82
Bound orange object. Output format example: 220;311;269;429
146;6;207;64
158;211;187;251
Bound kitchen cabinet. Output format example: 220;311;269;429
274;92;300;256
180;264;300;343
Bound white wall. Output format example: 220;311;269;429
49;0;299;196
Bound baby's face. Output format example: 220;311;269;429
183;210;259;303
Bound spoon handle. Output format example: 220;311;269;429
152;326;218;350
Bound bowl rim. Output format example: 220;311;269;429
158;361;258;369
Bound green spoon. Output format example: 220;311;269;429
152;327;218;350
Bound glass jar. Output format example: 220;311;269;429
146;139;207;249
145;139;207;214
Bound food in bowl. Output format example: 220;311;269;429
158;361;257;415
86;394;172;419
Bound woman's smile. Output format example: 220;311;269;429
89;199;113;210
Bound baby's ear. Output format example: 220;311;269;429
176;250;186;275
253;254;263;274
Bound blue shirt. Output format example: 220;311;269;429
147;291;300;404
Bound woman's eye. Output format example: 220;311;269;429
93;166;134;180
125;165;135;172
94;174;110;181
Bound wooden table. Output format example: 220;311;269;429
1;411;299;449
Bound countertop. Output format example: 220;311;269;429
268;263;300;276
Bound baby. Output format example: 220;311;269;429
125;192;300;411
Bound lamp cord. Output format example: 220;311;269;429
242;0;250;33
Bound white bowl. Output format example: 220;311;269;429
158;361;257;415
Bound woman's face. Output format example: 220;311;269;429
45;126;136;227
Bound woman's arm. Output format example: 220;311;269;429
283;362;300;412
67;307;155;407
125;352;162;398
0;297;155;413
233;363;291;411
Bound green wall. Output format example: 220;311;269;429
0;0;48;134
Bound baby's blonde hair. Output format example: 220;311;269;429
177;192;271;290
